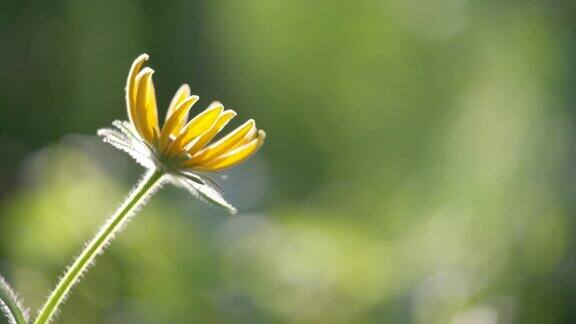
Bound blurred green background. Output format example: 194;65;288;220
1;0;576;323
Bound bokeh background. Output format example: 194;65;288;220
1;0;576;323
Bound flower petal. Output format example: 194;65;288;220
202;130;266;171
158;95;199;150
166;84;191;123
166;102;225;156
185;109;236;156
230;125;258;150
135;67;160;142
190;119;256;164
125;54;149;130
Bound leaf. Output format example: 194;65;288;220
0;275;28;324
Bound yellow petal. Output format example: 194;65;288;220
158;95;199;150
135;68;160;142
186;110;237;155
202;130;266;171
231;125;258;150
190;119;256;164
166;102;225;156
125;54;149;128
166;84;191;123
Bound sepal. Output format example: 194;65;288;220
170;171;237;214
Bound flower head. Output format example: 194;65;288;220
98;54;266;212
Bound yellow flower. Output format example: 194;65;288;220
126;53;265;171
98;54;266;212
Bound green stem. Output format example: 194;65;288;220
0;275;28;324
34;169;164;324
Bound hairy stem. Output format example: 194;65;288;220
34;169;164;324
0;275;28;324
